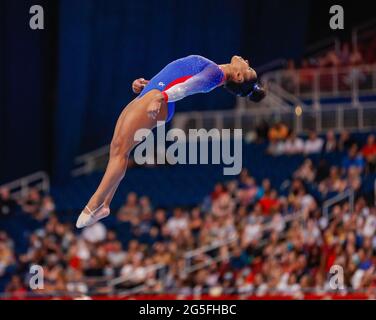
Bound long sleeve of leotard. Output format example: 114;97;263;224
161;64;224;103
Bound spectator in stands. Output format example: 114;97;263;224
117;192;140;222
269;140;286;156
293;159;316;183
299;59;315;92
281;59;299;93
166;208;189;239
268;122;289;142
338;130;356;152
342;144;365;174
295;186;317;214
82;221;107;244
0;187;17;217
4;275;27;297
242;214;263;247
324;167;345;196
267;122;289;156
322;130;338;153
304;131;324;155
318;166;344;197
139;196;152;215
83;256;104;278
229;247;248;271
349;46;363;66
133;210;154;242
38;195;56;221
288;179;311;210
152;208;167;234
211;183;226;201
212;191;235;218
338;42;351;66
258;189;280;215
347;168;362;194
103;231;126;268
189;207;203;243
319;48;340;67
361;134;376;173
21;188;42;217
0;240;15;278
256;178;272;200
284;132;304;155
237;176;259;206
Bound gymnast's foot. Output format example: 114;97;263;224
76;203;110;229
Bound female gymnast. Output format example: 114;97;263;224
76;55;265;228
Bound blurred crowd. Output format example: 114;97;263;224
256;121;376;175
1;131;376;298
277;34;376;94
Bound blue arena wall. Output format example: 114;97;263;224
0;0;310;183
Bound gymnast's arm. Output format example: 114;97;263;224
161;64;224;103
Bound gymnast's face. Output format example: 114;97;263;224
230;55;257;83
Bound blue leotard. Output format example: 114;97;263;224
138;55;225;122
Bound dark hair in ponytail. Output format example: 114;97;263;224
224;79;266;102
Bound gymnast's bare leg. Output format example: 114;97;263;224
76;90;167;228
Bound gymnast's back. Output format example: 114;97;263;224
139;55;223;97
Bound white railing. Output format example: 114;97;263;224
183;212;303;275
71;145;110;176
0;171;50;199
323;188;355;220
70;101;376;178
236;81;308;112
261;64;376;106
109;263;166;287
183;235;238;275
172;102;376;135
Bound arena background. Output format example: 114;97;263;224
0;0;376;299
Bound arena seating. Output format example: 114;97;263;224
0;131;375;297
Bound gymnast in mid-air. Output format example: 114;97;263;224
76;55;266;228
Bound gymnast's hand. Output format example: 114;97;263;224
132;78;149;94
147;92;164;120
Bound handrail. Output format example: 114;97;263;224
70;101;376;178
263;81;308;109
72;145;110;176
323;188;355;219
261;64;376;104
183;211;303;275
0;171;50;199
172;102;376;135
185;235;238;259
109;263;165;287
183;234;238;274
